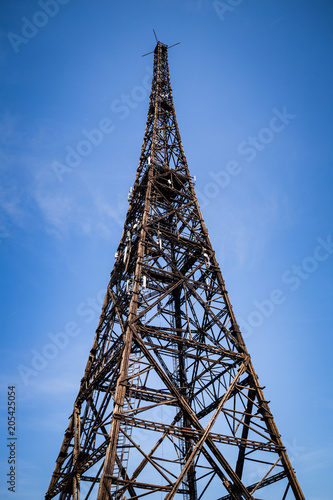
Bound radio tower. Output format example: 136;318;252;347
46;41;305;500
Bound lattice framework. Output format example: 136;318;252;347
46;41;305;500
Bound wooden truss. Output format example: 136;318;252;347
46;41;305;500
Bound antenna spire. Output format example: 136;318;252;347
142;31;181;57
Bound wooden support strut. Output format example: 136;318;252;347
164;361;248;500
131;327;253;499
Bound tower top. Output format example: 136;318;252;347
136;33;188;186
142;36;180;57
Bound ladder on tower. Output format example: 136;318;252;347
110;354;140;496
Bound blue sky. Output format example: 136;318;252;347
0;0;332;498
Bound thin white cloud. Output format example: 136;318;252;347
33;185;127;239
0;183;27;237
28;375;78;397
33;190;75;237
93;192;127;228
213;189;283;268
294;445;332;476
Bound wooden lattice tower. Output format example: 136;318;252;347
46;41;305;500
